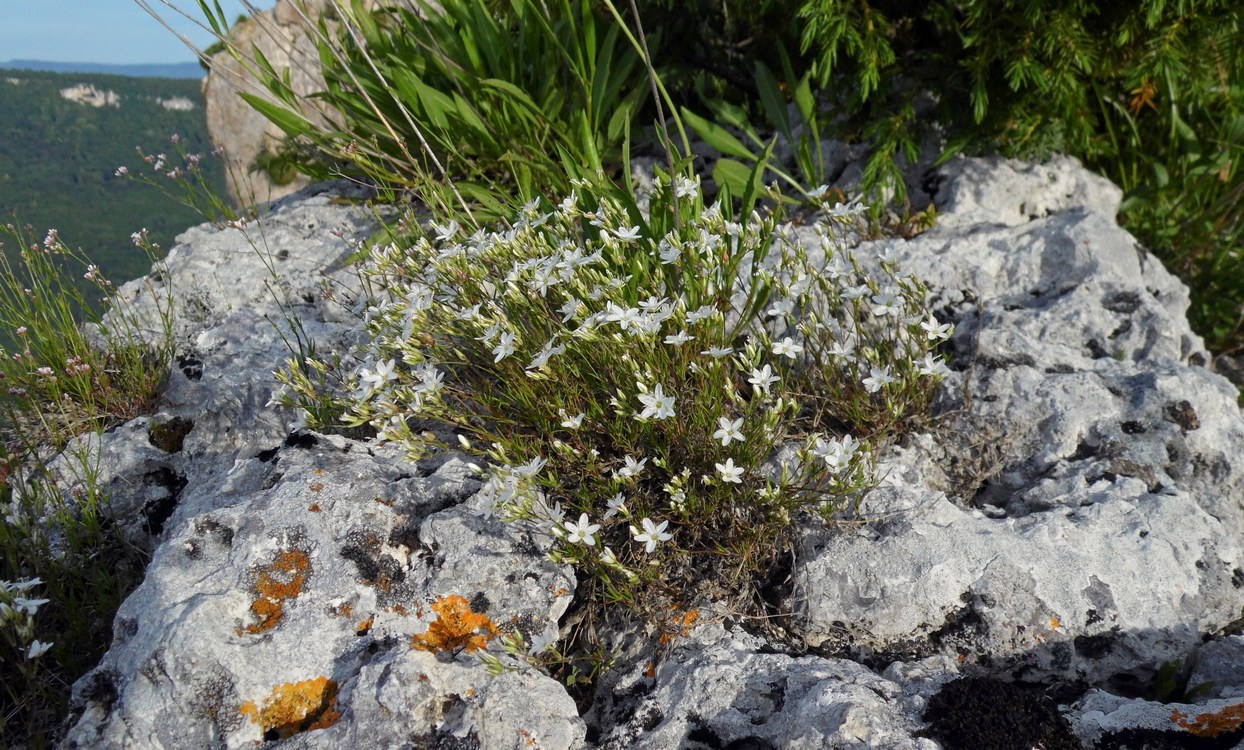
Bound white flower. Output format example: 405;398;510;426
600;546;620;565
514;456;547;477
637;383;676;420
527;340;566;371
920;315;952;340
870;292;903;317
815;434;860;473
664;330;694;346
560;410;585;429
748;364;780;393
658;241;682;264
701;346;734;358
528;625;558;655
564;513;602;546
827;339;856;358
808;184;829;199
631;517;673;553
603;492;627;520
13;597;48;616
686;305;717;324
674;175;700;198
715;458;745;483
613;226;642;241
771;337;803;359
917;353;951;377
615;455;647;480
433;220;458;241
26;640;53;659
713;417;744;447
492;331;517;362
862;366;895;393
359;358;397;391
827;198;867;217
558;298;583;323
605;303;643;332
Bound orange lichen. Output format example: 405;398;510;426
356;615;375;635
410;595;498;654
658;608;700;645
1050;616;1061;631
310;482;324;492
644;661;657;679
237;549;312;636
308;503;322;512
1172;702;1244;737
240;676;340;739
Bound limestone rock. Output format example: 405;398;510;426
59;157;1244;748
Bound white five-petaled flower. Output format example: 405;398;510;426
560;410;585;429
613;226;642;241
492;331;517;362
674;175;700;198
701;346;734;358
605;303;644;332
359;359;397;391
664;330;694;346
631;517;673;553
917;353;951;377
615;455;648;479
637;383;676;420
713;416;745;447
528;625;558;655
771;337;803;359
433;220;458;241
659;241;682;264
558;298;583;323
862;365;895;393
920;315;952;340
870;292;903;317
26;640;53;659
748;364;780;393
564;513;602;546
808;184;830;199
527;340;566;371
604;492;627;520
715;458;745;484
685;305;717;324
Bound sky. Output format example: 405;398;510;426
0;1;276;64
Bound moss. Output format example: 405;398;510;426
411;595;498;655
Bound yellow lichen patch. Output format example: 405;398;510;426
1172;702;1244;737
237;549;312;636
239;676;341;739
410;595;498;654
356;614;375;635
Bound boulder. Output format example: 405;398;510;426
62;156;1244;748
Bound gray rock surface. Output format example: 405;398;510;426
61;156;1244;748
201;0;397;206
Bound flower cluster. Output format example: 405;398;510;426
284;175;951;611
0;578;52;661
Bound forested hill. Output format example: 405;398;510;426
0;69;226;291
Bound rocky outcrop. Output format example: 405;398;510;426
61;158;1244;748
201;0;393;206
59;84;120;108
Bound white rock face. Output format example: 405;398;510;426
60;160;1244;749
156;96;195;111
59;83;120;108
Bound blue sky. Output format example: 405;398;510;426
0;1;276;64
